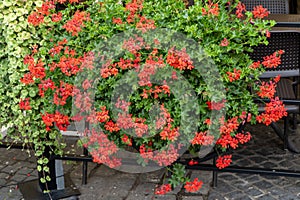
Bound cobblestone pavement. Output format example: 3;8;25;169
1;123;300;199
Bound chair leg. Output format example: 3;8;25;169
283;117;289;150
212;156;218;188
82;147;88;185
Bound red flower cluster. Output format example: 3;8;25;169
155;104;174;129
28;12;44;26
22;56;46;83
51;12;62;22
154;184;172;195
184;178;203;193
167;47;194;71
95;106;110;123
235;2;246;18
62;11;90;36
140;144;180;166
19;98;31;110
235;132;251;144
252;5;269;19
216;117;251;149
73;91;93;112
160;126;180;141
141;84;170;99
41;111;70;131
100;61;119;78
20;73;34;85
249;61;261;69
112;17;123;25
262;50;284;68
256;97;287;125
216;154;232;169
83;129;121;168
57;56;81;76
191;131;214;145
49;39;68;57
121;134;132;146
202;2;219;16
206;99;226;110
28;1;57;26
219;116;239;135
136;16;156;33
138;53;165;86
104;121;120;133
53;81;74;106
220;38;229;46
226;68;242;82
125;0;143;23
38;78;56;97
257;80;277;99
126;38;141;52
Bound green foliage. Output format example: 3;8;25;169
1;0;276;193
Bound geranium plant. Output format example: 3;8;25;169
6;0;288;194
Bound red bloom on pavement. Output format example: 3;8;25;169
155;184;172;195
216;155;232;169
188;159;199;166
184;178;203;193
252;5;269;19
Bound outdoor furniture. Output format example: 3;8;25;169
266;14;300;27
241;0;290;14
249;30;300;151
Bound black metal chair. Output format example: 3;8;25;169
241;0;290;14
249;30;300;152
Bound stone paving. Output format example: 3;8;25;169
0;123;300;199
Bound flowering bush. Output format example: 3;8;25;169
8;0;288;194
